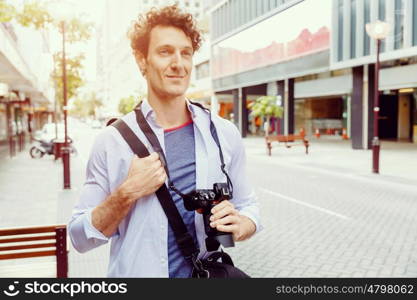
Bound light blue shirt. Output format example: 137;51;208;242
68;99;262;277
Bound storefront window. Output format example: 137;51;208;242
295;97;344;137
295;100;307;134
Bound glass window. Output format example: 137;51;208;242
263;0;269;14
379;0;386;52
338;0;344;61
196;61;210;79
364;0;371;56
414;0;417;46
251;0;256;18
230;0;236;30
394;0;404;49
256;0;262;17
224;1;232;33
351;0;356;58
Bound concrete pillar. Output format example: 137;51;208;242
367;63;376;149
287;78;295;135
351;66;364;149
241;87;248;138
232;88;248;137
211;94;219;115
232;89;240;131
277;80;285;134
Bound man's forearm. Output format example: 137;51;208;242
92;188;135;237
236;215;256;242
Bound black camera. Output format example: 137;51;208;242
183;183;235;251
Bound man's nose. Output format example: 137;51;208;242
170;51;183;70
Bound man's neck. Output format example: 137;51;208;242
147;93;191;129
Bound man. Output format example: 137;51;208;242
69;5;261;278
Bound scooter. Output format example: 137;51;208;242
30;138;77;159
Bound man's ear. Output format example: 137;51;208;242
134;52;147;76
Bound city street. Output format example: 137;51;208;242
1;120;417;277
228;141;417;277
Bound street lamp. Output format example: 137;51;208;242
50;2;73;189
365;20;390;174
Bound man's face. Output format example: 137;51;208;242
141;25;193;99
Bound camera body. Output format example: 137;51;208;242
183;183;235;250
183;183;231;211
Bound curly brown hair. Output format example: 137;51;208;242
128;5;202;58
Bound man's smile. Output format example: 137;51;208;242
166;75;185;79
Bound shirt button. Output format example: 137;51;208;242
161;258;166;264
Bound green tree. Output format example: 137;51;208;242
15;1;52;29
85;92;103;117
0;0;93;109
118;96;138;115
70;92;102;118
52;53;86;107
249;96;284;137
0;0;16;23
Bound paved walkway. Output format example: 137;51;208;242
0;146;109;277
0;136;416;277
245;135;417;184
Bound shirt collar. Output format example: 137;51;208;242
140;98;198;121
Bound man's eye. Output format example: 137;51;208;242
182;51;192;57
159;49;170;54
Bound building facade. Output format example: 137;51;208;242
96;0;204;114
208;0;417;148
0;21;54;158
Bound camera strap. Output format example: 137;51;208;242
111;118;200;262
134;100;233;196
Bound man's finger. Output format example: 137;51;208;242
211;206;237;222
152;159;162;169
147;152;159;161
210;215;238;227
211;200;233;214
215;224;238;234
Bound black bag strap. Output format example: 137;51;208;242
111;119;199;259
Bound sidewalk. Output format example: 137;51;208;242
1;136;416;278
243;135;417;185
0;147;109;277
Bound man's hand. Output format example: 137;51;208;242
118;152;167;203
209;200;256;242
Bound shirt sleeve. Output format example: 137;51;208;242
68;130;116;253
226;122;263;234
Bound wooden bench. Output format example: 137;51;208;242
0;225;68;278
266;132;309;156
